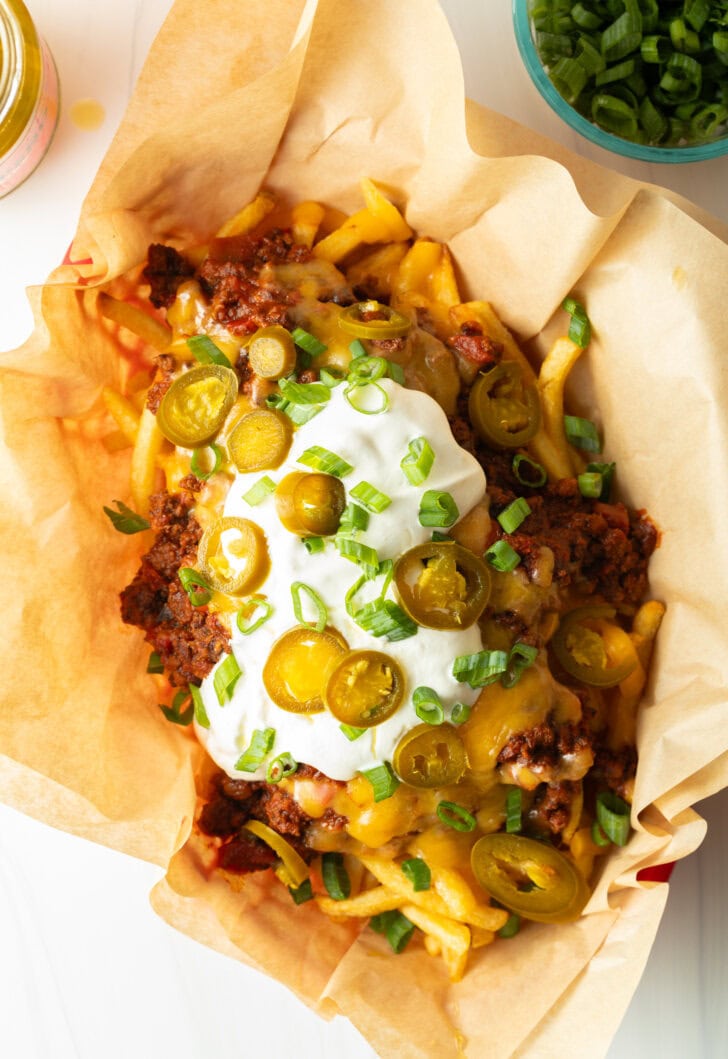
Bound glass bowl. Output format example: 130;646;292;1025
512;1;728;164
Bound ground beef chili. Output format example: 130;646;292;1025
143;244;195;309
120;489;230;686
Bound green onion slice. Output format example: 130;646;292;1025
401;437;435;485
370;909;415;954
178;567;212;607
401;857;431;892
266;391;322;426
344;380;389;415
497;497;531;534
242;475;276;506
450;701;471;726
147;651;164;675
335;537;380;577
303;536;325;555
347;355;388;384
350;480;392;513
505;787;523;833
159;689;194;727
278;377;332;407
502;642;539;688
564;415;601;453
586;461;615;500
291;326;327;357
353;598;418;641
418;489;459;528
412;686;445;726
561;297;592;347
349;339;367;360
289;878;314;905
591;820;612;847
498;913;521;939
595;790;631;846
485;539;521;573
191;442;224;481
337;502;370;535
321;851;351;901
103;500;150;535
512;453;547;487
452;649;508;689
297;445;353;477
291;581;328;632
266;752;298;784
436;800;476;832
213;652;242;705
236;596;273;635
360;762;399;802
235;727;276;772
340;724;367;741
189;685;210;729
186;334;232;368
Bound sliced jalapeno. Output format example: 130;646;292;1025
551;605;638;688
275;471;346;537
198;516;269;595
263;626;348;714
228;408;292;472
325;650;405;727
471;833;589;923
338;300;411;340
468;362;541;448
393;542;491;630
157;364;238;447
247;325;297;380
393;723;467;788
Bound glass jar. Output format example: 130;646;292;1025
0;0;59;197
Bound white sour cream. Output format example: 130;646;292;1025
196;379;486;781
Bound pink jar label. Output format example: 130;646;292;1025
0;37;59;197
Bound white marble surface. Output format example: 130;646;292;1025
1;2;727;1057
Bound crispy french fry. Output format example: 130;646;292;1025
400;902;470;981
469;926;496;950
359;178;412;241
101;387;140;445
632;600;666;670
101;429;132;453
98;292;172;353
432;246;461;309
345;242;409;299
291;201;325;248
130;407;165;516
393;239;443;302
216;189;276;238
316;886;402;919
537;335;587;476
313;182;411;263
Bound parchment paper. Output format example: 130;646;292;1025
2;2;727;1056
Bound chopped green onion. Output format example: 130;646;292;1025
498;913;521;939
353;598;418;641
278;377;332;407
585;461;616;500
344;380;389;415
400;437;435;485
291;326;327;357
485;539;521;573
335;537;380;577
191;442;224;481
561;297;592;347
412;686;445;726
103;500;150;535
344;563;392;617
418;489;459;528
213;652;242;705
298;445;353;477
349;339;367;360
266;752;298;784
505;787;523;833
502;642;539;688
178;567;212;607
595;790;631;846
289;879;314;904
303;536;325;554
186;334;232;368
430;530;451;542
401;857;431;892
340;724;367;741
370;909;415;954
360;762;399;802
564;415;601;453
350;481;392;513
321;851;351;900
450;701;471;726
189;685;210;729
266;391;322;426
147;651;164;675
236;597;273;635
386;360;405;385
347;355;388;384
497;497;531;534
512;453;547;487
234;727;275;772
452;649;508;688
550;55;588;102
337;502;370;534
577;471;604;498
319;368;344;388
591;820;612;847
291;581;328;632
436;800;476;832
602;9;642;63
159;689;194;727
242;475;276;506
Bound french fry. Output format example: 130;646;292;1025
537;335;587;476
469;926;496;950
101;387;140;446
215;189;276;238
98;292;172;353
291;201;325;248
609;602;665;749
345;242;409;299
359;177;412;241
400;903;470;982
316;886;402;919
101;429;132;453
130;407;165;516
313;181;412;263
632;600;666;671
431;245;461;309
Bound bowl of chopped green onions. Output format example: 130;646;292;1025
513;1;728;162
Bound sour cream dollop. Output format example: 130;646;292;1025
196;379;486;781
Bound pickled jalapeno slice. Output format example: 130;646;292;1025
470;833;589;923
275;471;346;537
263;626;349;713
338;300;411;340
247;325;297;380
325;650;405;727
393;723;467;788
157;364;238;447
228;408;292;472
198;516;269;595
551;605;638;688
394;542;491;630
468;362;541;448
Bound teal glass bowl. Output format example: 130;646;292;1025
512;1;728;164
